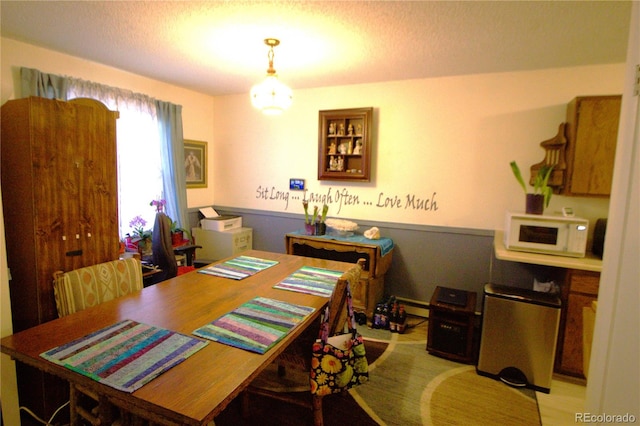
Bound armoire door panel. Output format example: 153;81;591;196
73;100;119;265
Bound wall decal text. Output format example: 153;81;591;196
256;185;439;215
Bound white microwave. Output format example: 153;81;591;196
504;212;589;258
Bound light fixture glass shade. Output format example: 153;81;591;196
250;74;293;115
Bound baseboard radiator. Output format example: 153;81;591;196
395;296;482;319
396;296;430;318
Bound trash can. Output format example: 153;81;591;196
476;283;561;393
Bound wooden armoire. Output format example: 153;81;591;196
1;96;120;424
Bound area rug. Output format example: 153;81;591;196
216;325;541;425
352;327;541;425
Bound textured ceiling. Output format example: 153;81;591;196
1;1;632;96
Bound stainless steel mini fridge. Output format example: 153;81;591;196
477;283;561;393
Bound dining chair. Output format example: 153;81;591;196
53;257;143;318
151;212;201;283
53;257;144;425
151;212;179;281
242;259;365;426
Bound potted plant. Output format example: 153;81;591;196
129;215;152;255
302;201;329;235
170;219;191;246
510;161;554;214
302;200;315;235
315;204;329;235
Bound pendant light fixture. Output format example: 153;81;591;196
250;38;292;115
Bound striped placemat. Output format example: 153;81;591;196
198;255;278;280
40;320;208;393
273;266;343;297
193;297;315;354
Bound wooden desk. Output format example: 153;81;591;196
2;250;353;426
285;232;394;318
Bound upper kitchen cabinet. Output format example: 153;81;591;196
531;95;621;197
565;95;622;196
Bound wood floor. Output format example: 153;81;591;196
537;376;586;426
397;316;586;426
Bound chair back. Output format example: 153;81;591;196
53;257;143;317
325;258;365;336
152;212;178;280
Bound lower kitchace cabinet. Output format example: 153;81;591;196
556;269;600;378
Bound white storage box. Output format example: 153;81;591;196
193;227;252;260
201;216;242;231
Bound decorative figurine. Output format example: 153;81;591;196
329;156;337;171
348;124;354;135
338;123;345;136
329;122;336;135
338;142;348;155
328;141;337;154
353;139;363;155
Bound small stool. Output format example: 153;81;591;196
427;286;477;364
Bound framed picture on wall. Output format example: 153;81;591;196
184;139;207;188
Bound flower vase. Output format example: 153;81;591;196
304;223;315;235
315;222;326;236
526;194;544;215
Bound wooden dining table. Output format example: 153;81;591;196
1;250;355;425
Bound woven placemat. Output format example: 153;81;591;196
41;319;208;393
194;297;315;354
198;255;278;280
274;266;342;297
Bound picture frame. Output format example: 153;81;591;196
184;139;207;188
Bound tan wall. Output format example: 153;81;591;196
213;66;622;230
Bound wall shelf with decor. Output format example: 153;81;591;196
318;107;373;181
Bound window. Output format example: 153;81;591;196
115;107;164;237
